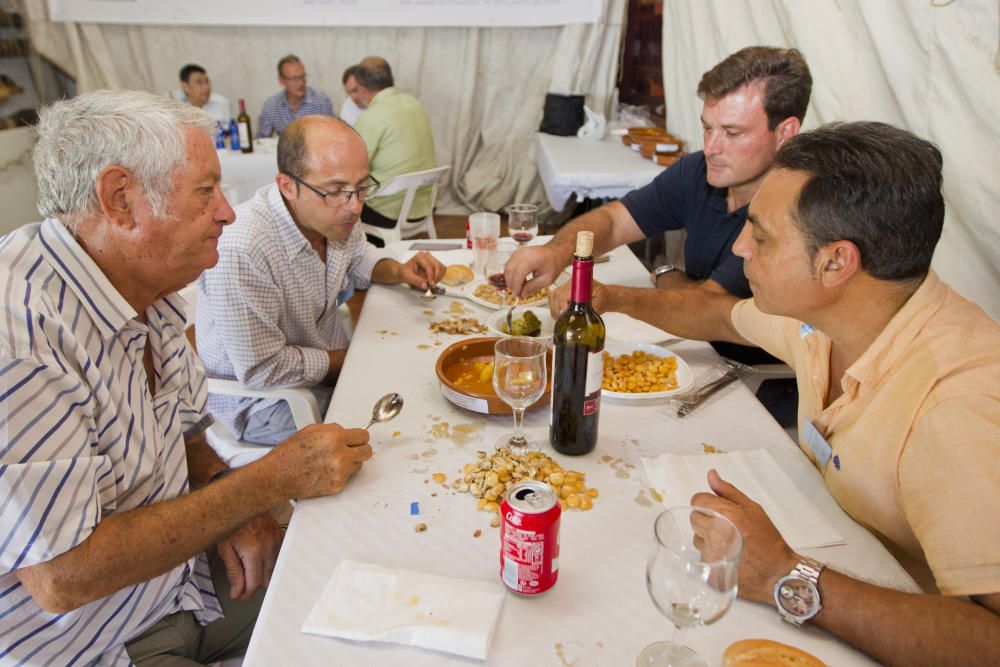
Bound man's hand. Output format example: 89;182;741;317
691;469;798;604
262;422;373;499
506;245;570;297
548;279;612;318
399;251;446;290
216;513;284;600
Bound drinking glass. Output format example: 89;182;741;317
506;203;539;246
470;211;500;278
638;507;743;667
492;337;547;454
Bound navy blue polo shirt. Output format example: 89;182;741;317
621;151;750;298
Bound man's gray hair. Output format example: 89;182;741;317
33;89;217;231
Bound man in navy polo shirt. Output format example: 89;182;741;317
506;46;811;348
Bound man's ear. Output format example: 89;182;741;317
774;116;801;149
816;240;861;288
275;172;297;201
95;165;136;228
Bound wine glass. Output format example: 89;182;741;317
483;241;515;306
492;337;547;454
506;203;539;246
638;507;743;667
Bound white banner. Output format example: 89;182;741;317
47;0;603;27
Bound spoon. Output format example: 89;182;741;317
505;295;521;335
364;392;404;430
420;286;436;301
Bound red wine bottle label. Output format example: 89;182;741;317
570;257;594;303
238;122;250;147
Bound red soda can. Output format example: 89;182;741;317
500;480;561;595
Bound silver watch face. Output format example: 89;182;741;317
776;576;820;619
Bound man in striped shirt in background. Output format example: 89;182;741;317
0;90;372;666
256;54;334;138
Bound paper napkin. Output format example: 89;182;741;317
302;560;505;660
641;449;845;550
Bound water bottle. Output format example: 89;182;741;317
229;119;240;151
215;122;226;149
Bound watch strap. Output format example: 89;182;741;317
793;555;824;585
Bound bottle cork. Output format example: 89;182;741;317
574;231;595;258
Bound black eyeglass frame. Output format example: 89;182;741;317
282;171;381;207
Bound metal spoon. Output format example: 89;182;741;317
504;295;521;335
420;286;436;301
363;392;404;430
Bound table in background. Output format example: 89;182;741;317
244;239;917;667
217;139;278;205
535;133;664;212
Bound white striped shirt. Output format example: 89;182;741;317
0;219;221;666
196;184;390;438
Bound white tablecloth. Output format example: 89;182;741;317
217;140;278;205
244;239;917;667
535;133;664;212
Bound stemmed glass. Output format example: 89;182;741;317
506;204;539;246
492;337;547;454
638;507;743;667
483;241;516;306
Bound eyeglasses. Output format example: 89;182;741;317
282;172;381;208
282;74;307;82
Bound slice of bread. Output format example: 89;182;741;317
723;639;828;667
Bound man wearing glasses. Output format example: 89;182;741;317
256;54;334;138
197;115;445;446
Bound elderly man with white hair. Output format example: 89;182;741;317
0;90;373;666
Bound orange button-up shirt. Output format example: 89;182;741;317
732;272;1000;596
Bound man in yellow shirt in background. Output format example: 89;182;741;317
630;121;999;666
351;56;436;242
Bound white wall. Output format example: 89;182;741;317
0;127;40;236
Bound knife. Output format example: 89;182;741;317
677;371;740;418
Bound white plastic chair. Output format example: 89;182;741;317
178;285;349;467
361;165;451;246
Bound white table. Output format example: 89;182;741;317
244;240;917;666
217;139;278;205
535;133;665;212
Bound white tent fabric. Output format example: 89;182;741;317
22;0;626;216
660;0;1000;322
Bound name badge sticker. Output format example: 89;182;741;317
802;419;833;470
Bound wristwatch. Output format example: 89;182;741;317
774;556;825;625
653;264;677;282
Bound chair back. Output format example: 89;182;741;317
362;165;451;245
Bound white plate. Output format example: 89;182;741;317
601;342;694;401
486;307;555;343
461;278;556;310
602;312;675;345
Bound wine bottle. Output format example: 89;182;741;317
237;99;253;154
549;231;606;456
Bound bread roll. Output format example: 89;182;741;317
441;264;474;287
723;639;827;667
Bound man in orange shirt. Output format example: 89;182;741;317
647;121;999;665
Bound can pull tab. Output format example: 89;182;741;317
515;487;547;509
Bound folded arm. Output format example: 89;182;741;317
16;423;372;613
